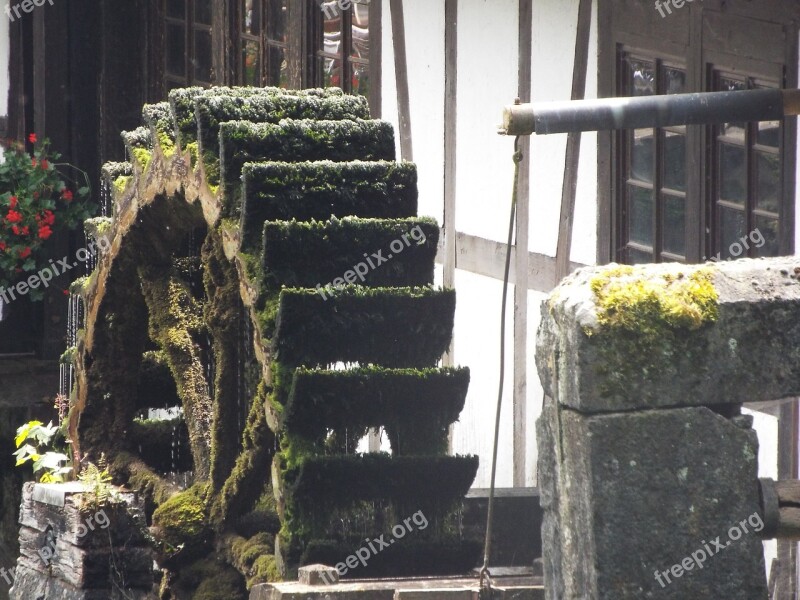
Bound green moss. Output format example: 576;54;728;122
185;141;200;168
60;346;77;365
113;175;131;195
586;265;720;399
152;484;210;551
589;265;719;336
132;147;153;172
251;555;281;584
158;131;177;159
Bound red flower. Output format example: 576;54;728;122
61;189;73;202
31;158;36;167
9;196;17;209
18;247;31;259
11;225;19;235
62;289;69;296
28;133;37;144
5;209;22;223
38;225;52;240
40;159;49;170
43;210;55;225
21;226;29;235
0;241;6;251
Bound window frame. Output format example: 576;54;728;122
598;0;799;265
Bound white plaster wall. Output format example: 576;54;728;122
381;0;446;224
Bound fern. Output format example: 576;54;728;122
78;454;114;509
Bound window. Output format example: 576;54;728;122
165;0;214;91
620;56;688;264
711;73;782;259
599;1;798;266
311;0;372;96
240;0;289;87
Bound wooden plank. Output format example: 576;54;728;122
369;0;383;118
435;230;586;294
554;0;592;285
513;0;533;487
443;0;457;453
443;0;457;337
596;0;613;265
389;0;412;158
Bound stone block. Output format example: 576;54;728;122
537;258;800;412
537;402;768;599
298;563;339;586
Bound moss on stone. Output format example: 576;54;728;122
589;265;718;337
586;264;720;398
152;483;210;552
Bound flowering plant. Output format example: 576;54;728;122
0;134;93;299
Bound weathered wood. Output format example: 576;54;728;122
442;0;457;384
390;0;412;159
513;0;533;488
554;0;592;285
776;480;800;506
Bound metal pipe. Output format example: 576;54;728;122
501;88;800;136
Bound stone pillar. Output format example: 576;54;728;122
536;259;800;599
10;482;155;600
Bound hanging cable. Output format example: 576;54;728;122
479;136;523;598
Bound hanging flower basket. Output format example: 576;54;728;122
0;134;93;301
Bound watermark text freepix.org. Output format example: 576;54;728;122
654;512;764;588
321;0;369;21
707;228;765;262
319;510;429;582
0;236;110;305
0;507;110;585
5;0;54;22
655;0;702;19
315;225;427;301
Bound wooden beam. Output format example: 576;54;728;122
443;0;457;453
369;0;383;118
554;0;593;285
389;0;412;159
513;0;533;487
435;230;585;294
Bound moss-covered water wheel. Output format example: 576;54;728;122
67;87;480;598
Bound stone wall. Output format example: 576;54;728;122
533;259;800;599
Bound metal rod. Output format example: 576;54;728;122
501;88;800;136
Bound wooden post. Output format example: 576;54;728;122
554;0;592;285
390;0;413;161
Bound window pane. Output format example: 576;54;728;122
195;0;212;25
719;207;746;259
351;61;369;97
662;196;685;256
754;216;780;257
758;120;780;148
266;44;287;87
320;56;342;88
628;248;654;265
351;2;369;59
167;0;185;19
243;0;261;35
663;67;686;95
719;143;746;205
630;129;654;183
166;23;186;77
266;0;288;41
321;1;343;56
194;29;213;83
628;185;654;246
627;58;654;96
242;40;261;85
756;151;780;214
663;129;686;191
